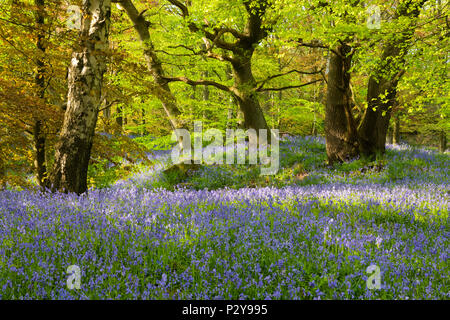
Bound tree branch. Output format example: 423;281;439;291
296;39;343;57
256;69;324;91
257;79;323;92
166;0;189;18
167;0;240;53
99;100;120;112
162;76;231;92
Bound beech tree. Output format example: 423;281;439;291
291;0;433;163
358;0;425;158
325;42;359;163
114;0;184;132
163;0;322;135
165;0;272;132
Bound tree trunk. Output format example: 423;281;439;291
165;0;270;134
357;1;423;157
358;41;403;157
33;0;48;188
33;120;47;187
311;84;317;136
439;131;447;152
387;126;393;144
202;71;210;101
50;0;111;194
225;65;236;129
393;114;400;145
358;77;398;157
115;104;123;131
231;54;269;133
0;160;5;190
141;108;146;135
324;44;358;164
227;105;234;129
236;107;245;129
102;97;111;119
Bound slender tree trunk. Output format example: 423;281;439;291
190;85;198;124
33;0;47;188
165;0;270;134
33;120;47;186
50;0;111;194
324;44;358;164
276;91;282;129
202;74;210;123
103;97;111;119
227;105;234;129
225;65;235;129
115;104;123;131
0;160;5;190
202;71;210;101
141;105;146;135
236;107;245;129
312;84;317;136
387;126;393;144
439;131;447;152
393;114;400;145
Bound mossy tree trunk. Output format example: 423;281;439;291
324;43;358;164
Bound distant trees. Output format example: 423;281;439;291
0;0;447;192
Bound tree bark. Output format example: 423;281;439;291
115;104;123;131
33;0;48;188
231;54;269;132
357;1;423;158
393;114;400;145
358;42;403;157
225;65;235;129
387;126;393;144
50;0;111;194
202;71;210;102
439;131;447;152
229;1;270;133
324;44;358;164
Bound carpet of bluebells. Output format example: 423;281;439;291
0;136;448;299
